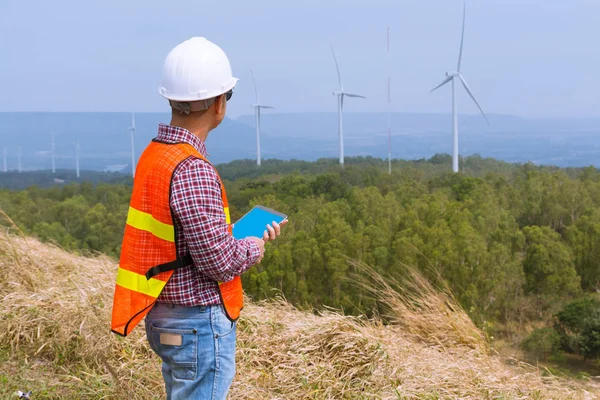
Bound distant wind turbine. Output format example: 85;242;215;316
74;141;80;178
3;147;6;173
386;26;392;175
17;145;22;174
51;132;56;174
129;113;136;177
331;47;366;165
430;2;489;173
250;69;274;167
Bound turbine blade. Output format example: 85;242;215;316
459;74;490;125
430;76;452;92
341;94;344;111
331;46;343;90
259;106;275;109
457;2;466;71
343;93;366;99
250;68;260;104
132;112;135;129
387;25;390;53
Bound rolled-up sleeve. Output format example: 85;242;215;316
170;157;261;283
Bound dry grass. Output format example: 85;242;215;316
350;260;487;351
0;229;598;399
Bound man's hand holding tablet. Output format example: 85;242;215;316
234;205;288;263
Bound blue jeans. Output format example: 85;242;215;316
145;303;237;400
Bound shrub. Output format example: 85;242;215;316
554;295;600;360
521;328;561;361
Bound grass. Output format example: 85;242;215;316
0;227;599;399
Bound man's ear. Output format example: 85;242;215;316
213;94;226;116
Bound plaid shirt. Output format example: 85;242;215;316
155;124;261;306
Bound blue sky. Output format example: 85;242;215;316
1;0;599;118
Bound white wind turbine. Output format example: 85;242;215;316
74;140;80;178
129;113;136;177
430;2;489;173
51;132;56;174
250;69;274;166
386;26;392;175
331;47;366;165
17;145;22;173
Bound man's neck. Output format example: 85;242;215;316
169;115;211;142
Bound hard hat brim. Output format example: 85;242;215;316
159;78;238;102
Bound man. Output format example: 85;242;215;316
111;37;284;399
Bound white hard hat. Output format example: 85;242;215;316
158;37;238;102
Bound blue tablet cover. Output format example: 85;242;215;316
232;206;287;239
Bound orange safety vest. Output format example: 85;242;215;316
111;140;243;337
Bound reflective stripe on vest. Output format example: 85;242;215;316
116;267;168;298
224;207;231;225
110;141;243;337
126;207;175;242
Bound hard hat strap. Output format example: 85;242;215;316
169;98;215;115
169;90;232;115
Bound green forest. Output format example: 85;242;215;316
1;155;599;364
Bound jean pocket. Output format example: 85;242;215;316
213;306;237;338
150;325;198;381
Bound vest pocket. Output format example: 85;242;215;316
150;325;198;381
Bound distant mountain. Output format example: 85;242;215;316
1;112;599;171
237;112;600;137
236;112;600;167
0;112;256;171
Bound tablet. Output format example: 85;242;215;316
232;205;288;240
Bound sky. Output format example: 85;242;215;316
1;0;599;119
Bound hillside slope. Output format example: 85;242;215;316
0;232;598;399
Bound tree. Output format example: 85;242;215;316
554;296;600;360
522;226;580;314
566;209;600;291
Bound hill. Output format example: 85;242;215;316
235;112;600;167
0;112;256;170
2;112;600;172
0;169;131;190
1;231;598;399
1;158;600;365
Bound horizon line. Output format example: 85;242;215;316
2;111;600;120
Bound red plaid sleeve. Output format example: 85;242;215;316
170;157;261;283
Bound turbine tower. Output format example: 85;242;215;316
17;145;22;174
250;69;274;167
430;2;489;173
74;140;80;178
129;113;136;177
3;147;6;173
331;47;366;165
51;132;56;174
387;26;392;175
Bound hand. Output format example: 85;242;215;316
246;236;265;264
263;219;288;242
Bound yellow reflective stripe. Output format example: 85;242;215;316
224;207;231;225
116;267;168;298
126;207;174;242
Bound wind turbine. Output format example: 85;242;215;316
17;146;22;173
51;132;56;174
386;26;392;175
430;2;489;173
129;113;136;177
250;69;274;166
74;140;80;178
331;47;366;165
